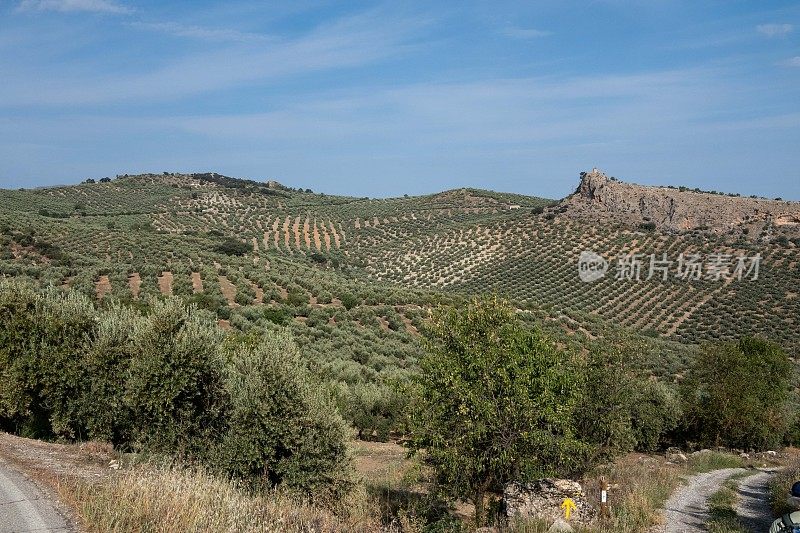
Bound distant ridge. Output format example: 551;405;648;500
553;169;800;242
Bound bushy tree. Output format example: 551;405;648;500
574;341;638;464
124;299;228;459
337;382;408;441
408;297;584;526
575;337;681;459
217;329;353;500
0;282;96;439
80;304;138;444
680;337;791;450
630;380;681;452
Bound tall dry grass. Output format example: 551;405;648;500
770;452;800;516
56;464;382;533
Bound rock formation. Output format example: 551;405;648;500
553;169;800;242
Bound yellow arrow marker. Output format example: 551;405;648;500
561;497;577;520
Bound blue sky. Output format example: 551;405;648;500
1;0;799;199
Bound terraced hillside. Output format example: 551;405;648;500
1;170;798;357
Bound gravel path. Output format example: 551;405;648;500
736;469;777;533
664;467;747;533
0;456;72;532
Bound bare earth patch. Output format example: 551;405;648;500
128;272;141;300
95;275;111;300
157;271;173;296
0;432;112;483
218;276;238;307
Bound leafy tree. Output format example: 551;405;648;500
340;292;359;310
215;237;250;256
574;341;638;464
0;283;95;439
680;337;791;450
630;380;681;452
124;299;228;459
80;304;138;444
217;330;354;500
408;297;583;526
574;336;681;459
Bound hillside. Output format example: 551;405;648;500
556;168;800;240
1;170;798;362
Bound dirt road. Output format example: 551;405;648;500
663;467;747;532
662;467;778;533
736;469;778;532
0;457;72;532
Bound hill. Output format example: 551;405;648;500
1;170;798;401
556;168;800;240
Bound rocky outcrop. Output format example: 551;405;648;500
553;169;800;242
504;479;594;524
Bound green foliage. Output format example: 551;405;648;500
408;297;584;526
630;380;682;452
0;281;353;498
287;288;309;307
0;282;95;439
123;299;229;459
575;337;682;459
215;237;250;256
680;337;791;450
81;304;138;444
260;306;292;325
340;292;359;310
575;342;639;463
334;381;409;441
217;330;354;500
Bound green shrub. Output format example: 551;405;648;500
339;382;408;442
0;282;95;439
680;337;791;450
217;329;354;500
574;342;639;464
340;293;359;310
630;380;682;452
215;237;250;256
124;299;228;459
80;304;138;444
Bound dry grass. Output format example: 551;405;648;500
509;452;747;533
770;449;800;516
56;464;383;533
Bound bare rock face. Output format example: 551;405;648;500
554;169;800;242
504;479;594;524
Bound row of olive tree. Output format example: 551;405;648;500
0;280;353;500
408;297;793;526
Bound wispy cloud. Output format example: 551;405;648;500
501;27;551;39
782;56;800;67
0;10;423;106
129;21;271;43
756;23;793;38
17;0;131;14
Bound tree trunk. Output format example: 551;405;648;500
474;489;486;528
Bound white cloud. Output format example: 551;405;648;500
129;21;271;43
17;0;131;14
501;27;551;39
0;10;423;106
756;23;793;38
782;56;800;67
